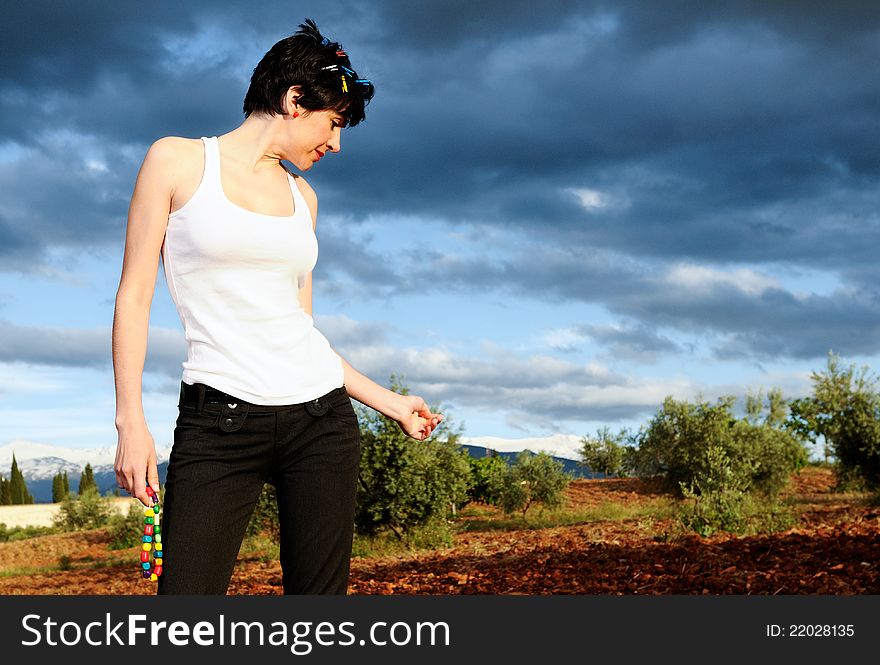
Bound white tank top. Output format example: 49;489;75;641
160;135;344;404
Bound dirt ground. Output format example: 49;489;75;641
0;467;877;595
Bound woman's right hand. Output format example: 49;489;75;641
393;394;443;441
114;422;160;507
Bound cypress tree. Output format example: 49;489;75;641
52;473;64;503
9;456;22;504
10;455;24;504
78;463;97;495
9;455;33;505
0;475;9;505
62;471;70;497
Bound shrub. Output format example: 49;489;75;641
677;444;752;537
53;486;114;531
787;352;880;492
632;390;808;537
357;432;473;537
579;426;631;477
354;375;472;538
0;522;58;542
732;418;808;498
466;454;508;505
632;393;807;500
492;451;572;517
106;500;151;550
406;437;473;518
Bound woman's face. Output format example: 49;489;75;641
288;106;344;171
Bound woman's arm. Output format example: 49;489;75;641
335;350;442;440
112;137;182;506
293;176;442;440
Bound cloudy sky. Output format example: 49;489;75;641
1;0;878;456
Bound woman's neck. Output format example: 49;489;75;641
219;113;291;173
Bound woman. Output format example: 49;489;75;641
112;19;442;595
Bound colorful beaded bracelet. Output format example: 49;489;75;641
139;486;163;582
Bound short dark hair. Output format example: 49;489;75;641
243;18;374;127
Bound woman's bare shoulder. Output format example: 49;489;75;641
146;136;202;164
143;137;204;213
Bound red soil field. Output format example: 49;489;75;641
1;466;876;595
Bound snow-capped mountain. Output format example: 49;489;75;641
0;440;174;479
0;439;174;503
459;433;584;461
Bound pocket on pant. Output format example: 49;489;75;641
327;400;359;424
325;390;359;421
175;404;222;430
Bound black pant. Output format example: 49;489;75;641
157;381;361;595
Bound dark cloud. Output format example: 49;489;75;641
302;1;880;287
316;314;390;349
0;316;668;424
0;214;44;271
0;2;188;91
5;1;877;261
580;323;683;359
0;137;133;270
2;0;879;363
0;320;181;374
313;224;405;300
542;320;684;363
328;336;671;424
395;238;880;361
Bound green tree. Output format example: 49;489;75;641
467;453;508;505
62;471;70;497
579;426;630;477
354;374;472;538
0;475;10;505
78;463;97;495
406;434;473;519
632;393;806;499
9;454;34;505
52;472;65;503
734;387;809;499
493;450;572;517
633;391;807;537
678;443;753;537
787;352;880;490
631;395;737;491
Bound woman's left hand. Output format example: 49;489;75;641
395;394;443;441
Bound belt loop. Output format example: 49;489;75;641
196;383;206;414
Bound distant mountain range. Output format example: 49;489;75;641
0;433;600;503
0;440;174;504
458;433;602;480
